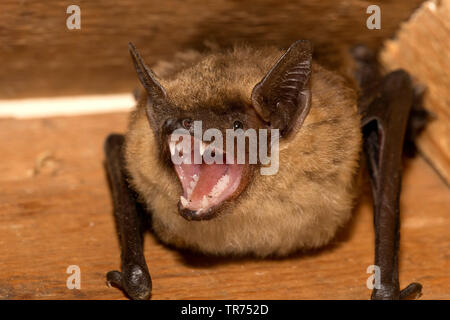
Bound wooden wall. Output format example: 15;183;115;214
382;0;450;184
0;0;424;99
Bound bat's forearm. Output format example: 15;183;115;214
360;70;422;300
104;134;152;300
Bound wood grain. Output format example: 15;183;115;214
381;0;450;186
0;0;424;99
0;112;449;300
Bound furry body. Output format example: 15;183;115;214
124;45;361;257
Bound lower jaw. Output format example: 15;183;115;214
178;205;218;221
174;162;246;220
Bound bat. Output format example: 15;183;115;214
103;40;425;300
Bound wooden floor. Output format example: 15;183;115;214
0;112;449;300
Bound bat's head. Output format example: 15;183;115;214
128;41;312;221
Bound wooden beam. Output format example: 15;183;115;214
0;0;424;99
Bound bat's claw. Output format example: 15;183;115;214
399;282;423;300
371;282;422;300
106;264;152;300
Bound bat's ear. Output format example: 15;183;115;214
129;42;169;131
251;40;312;138
128;42;167;102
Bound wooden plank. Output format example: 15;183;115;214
0;94;134;119
0;0;424;99
0;112;449;299
381;0;450;185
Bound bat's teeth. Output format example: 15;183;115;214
176;142;183;152
209;174;230;198
169;141;176;156
187;176;198;196
180;196;188;207
201;195;209;208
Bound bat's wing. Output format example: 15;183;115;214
358;68;423;299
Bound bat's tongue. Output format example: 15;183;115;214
172;146;244;219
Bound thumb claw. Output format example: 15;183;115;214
106;270;122;288
399;282;423;300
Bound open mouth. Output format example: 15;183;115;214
169;135;245;220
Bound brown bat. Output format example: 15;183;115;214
104;40;424;300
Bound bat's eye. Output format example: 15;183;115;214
233;120;243;130
182;118;193;130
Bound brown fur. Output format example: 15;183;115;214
124;45;362;257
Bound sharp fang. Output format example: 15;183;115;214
190;180;196;188
169;141;176;156
176;142;183;152
180;196;188;207
201;195;209;208
187;187;192;196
